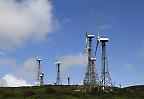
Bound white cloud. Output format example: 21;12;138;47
59;53;87;69
14;58;37;80
0;57;37;85
0;58;16;67
124;64;134;71
2;74;31;87
0;0;55;50
0;79;7;87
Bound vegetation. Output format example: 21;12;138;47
0;85;143;99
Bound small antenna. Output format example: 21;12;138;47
67;76;70;85
66;74;70;85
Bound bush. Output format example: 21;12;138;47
45;87;56;94
2;91;17;98
22;89;35;97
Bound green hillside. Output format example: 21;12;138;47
0;85;144;99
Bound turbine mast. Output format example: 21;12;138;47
36;57;44;86
56;61;62;85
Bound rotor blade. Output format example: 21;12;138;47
85;36;88;53
85;25;88;53
95;17;100;56
95;40;99;56
97;17;101;39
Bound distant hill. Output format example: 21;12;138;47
124;85;144;93
0;85;143;99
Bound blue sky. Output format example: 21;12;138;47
0;0;144;87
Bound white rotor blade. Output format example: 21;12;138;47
95;40;99;56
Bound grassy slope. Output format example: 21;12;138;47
0;85;144;99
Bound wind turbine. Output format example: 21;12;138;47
83;25;99;90
95;18;112;91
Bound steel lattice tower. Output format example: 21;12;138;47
36;57;44;86
56;61;62;85
100;40;112;90
83;32;99;88
40;72;44;86
37;57;41;86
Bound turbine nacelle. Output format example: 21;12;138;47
55;61;61;65
40;72;44;77
85;33;94;52
87;34;95;38
99;37;109;42
37;57;42;62
37;59;42;61
90;57;96;61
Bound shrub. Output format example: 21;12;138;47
45;87;56;94
2;91;17;98
22;89;35;97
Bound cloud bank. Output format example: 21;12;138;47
0;57;37;87
2;74;31;87
15;58;37;80
0;0;55;50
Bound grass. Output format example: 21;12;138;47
0;85;143;99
